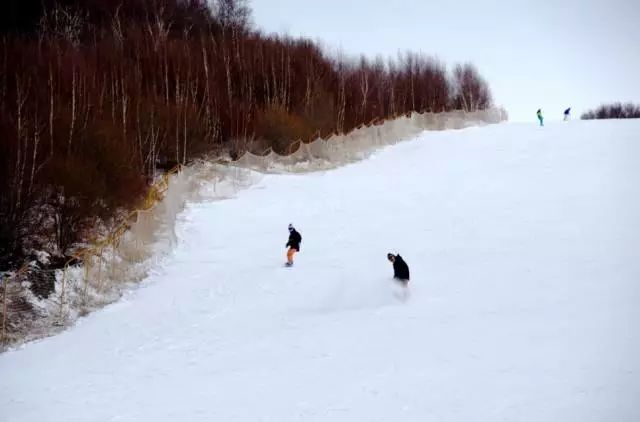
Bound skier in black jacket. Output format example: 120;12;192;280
286;224;302;266
387;253;410;285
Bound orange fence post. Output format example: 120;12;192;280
58;262;69;325
1;273;7;347
81;252;90;312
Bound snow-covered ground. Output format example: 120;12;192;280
1;120;639;422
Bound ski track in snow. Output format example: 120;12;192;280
1;120;639;422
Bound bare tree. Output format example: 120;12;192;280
582;102;640;120
451;63;492;111
38;4;85;46
212;0;252;30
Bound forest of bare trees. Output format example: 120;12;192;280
581;102;640;120
0;0;493;271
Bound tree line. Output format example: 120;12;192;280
581;102;640;120
0;0;493;270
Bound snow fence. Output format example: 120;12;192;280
0;108;506;350
232;108;507;172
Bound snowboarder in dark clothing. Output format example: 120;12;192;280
563;107;571;121
387;253;410;285
285;224;302;266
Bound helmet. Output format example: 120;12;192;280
288;224;294;231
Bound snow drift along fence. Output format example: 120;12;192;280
0;108;507;350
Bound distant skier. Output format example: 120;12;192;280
285;224;302;266
536;109;544;126
563;107;571;121
387;253;410;286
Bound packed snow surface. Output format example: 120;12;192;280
2;120;639;422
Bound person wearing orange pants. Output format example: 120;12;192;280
285;224;302;266
287;247;296;264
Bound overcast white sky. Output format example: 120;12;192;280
249;0;640;121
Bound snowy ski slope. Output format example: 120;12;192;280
1;120;639;422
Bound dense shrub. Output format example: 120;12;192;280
254;106;316;154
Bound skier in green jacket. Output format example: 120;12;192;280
536;109;544;126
